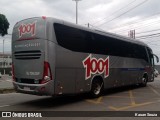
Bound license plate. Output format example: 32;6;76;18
24;86;30;91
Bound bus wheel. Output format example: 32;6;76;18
90;79;103;98
140;76;147;87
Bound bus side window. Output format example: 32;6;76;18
54;23;88;53
146;47;154;66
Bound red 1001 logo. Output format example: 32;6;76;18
83;54;109;80
18;21;36;38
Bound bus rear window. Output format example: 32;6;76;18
12;18;46;41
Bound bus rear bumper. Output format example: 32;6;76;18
12;80;54;96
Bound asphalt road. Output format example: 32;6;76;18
0;76;160;119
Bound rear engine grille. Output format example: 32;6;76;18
14;50;41;60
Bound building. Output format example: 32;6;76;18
0;52;12;68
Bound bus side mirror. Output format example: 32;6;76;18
154;54;159;63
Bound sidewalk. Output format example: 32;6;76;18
0;75;15;93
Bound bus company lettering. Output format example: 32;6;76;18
83;54;109;80
18;21;36;38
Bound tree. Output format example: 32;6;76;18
0;14;9;37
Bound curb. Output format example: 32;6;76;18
0;88;15;94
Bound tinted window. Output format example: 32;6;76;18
54;23;148;61
147;47;154;65
133;45;148;62
54;23;89;52
89;33;135;57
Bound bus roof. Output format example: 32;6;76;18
49;17;148;47
15;17;149;48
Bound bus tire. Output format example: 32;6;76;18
140;75;147;87
90;79;103;98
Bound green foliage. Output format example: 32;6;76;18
0;14;9;36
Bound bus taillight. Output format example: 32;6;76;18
41;61;52;84
12;64;15;81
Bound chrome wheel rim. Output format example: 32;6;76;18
94;84;101;95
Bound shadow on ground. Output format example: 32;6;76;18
18;85;144;109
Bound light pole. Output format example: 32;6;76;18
3;39;4;68
2;39;5;75
72;0;81;24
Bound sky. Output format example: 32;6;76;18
0;0;160;64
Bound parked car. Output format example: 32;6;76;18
154;69;159;77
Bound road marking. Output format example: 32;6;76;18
148;85;160;97
86;97;103;104
0;79;12;82
0;93;19;96
0;105;10;108
109;102;154;111
6;80;12;82
106;95;135;98
129;90;136;105
109;89;157;111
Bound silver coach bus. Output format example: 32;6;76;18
12;17;159;97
